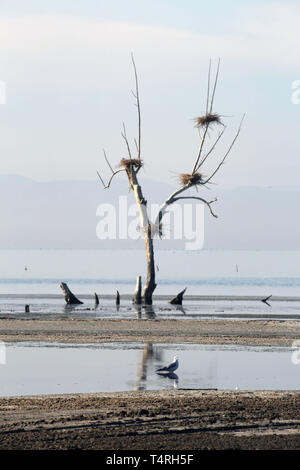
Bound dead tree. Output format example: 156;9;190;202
115;290;120;306
133;275;142;304
169;287;187;305
60;282;83;305
97;56;244;305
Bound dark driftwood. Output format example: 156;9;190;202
169;287;187;305
133;275;142;304
60;282;83;305
94;293;99;306
261;294;272;307
115;290;120;306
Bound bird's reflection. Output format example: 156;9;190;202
156;372;179;389
134;343;180;390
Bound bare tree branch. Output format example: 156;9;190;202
202;114;245;185
209;58;220;114
103;148;114;174
196;126;227;171
192;122;210;174
105;168;127;189
97;168;126;189
171;196;218;218
131;53;141;160
121;122;132;159
206;59;211;114
154;184;193;227
192;59;221;175
96;170;106;188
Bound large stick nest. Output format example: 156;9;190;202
119;158;143;170
194;113;223;129
180;172;203;186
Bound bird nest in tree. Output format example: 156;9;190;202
180;172;203;186
119;158;143;170
194;113;223;128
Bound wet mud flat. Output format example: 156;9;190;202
0;390;300;450
1;317;300;346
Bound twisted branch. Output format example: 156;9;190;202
171;196;218;218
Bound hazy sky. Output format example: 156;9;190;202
0;0;299;187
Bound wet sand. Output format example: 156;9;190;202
1;390;300;450
1;317;300;450
0;317;300;346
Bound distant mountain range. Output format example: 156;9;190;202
0;174;299;250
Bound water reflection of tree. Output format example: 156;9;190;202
134;342;162;391
135;305;156;319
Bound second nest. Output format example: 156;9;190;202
180;172;203;186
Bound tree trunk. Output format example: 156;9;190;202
130;170;156;305
142;227;156;305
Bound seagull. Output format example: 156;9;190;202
156;355;179;373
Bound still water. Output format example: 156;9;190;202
0;342;299;396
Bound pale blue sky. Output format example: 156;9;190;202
0;0;299;187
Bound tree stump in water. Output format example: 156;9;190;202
60;282;83;305
133;275;142;304
168;287;187;305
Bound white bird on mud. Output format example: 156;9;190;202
156;355;179;373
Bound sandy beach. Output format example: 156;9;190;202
1;317;300;450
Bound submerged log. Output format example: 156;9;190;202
133;275;142;304
168;287;187;305
94;293;99;306
60;282;83;305
115;290;120;306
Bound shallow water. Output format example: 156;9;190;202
0;342;300;396
1;249;300;320
1;295;300;320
